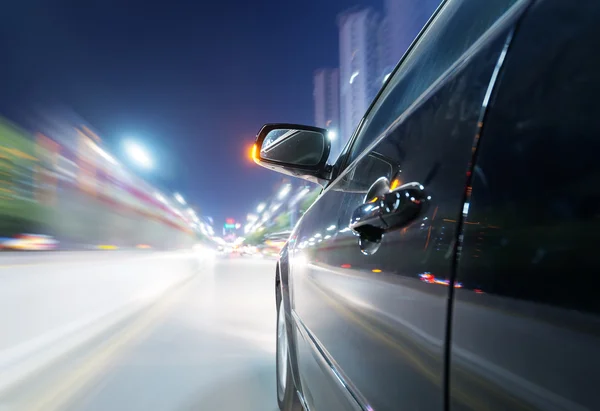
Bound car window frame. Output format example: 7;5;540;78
324;0;529;193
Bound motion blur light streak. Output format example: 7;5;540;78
174;193;186;205
278;184;291;200
97;245;118;250
89;140;118;165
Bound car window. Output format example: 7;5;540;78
455;0;600;315
342;152;395;192
450;2;600;409
346;0;520;164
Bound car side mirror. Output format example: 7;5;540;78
253;123;332;185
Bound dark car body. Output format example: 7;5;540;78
258;0;600;410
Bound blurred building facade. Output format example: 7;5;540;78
313;68;341;159
319;2;440;162
377;15;395;86
338;8;380;146
0;109;212;250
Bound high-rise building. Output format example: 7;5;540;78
338;8;380;145
313;68;341;159
384;0;440;66
377;15;395;85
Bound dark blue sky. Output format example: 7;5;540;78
0;0;377;224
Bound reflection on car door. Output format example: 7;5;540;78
450;1;600;410
289;0;531;410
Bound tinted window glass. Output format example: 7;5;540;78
450;3;600;410
347;0;519;163
457;0;600;314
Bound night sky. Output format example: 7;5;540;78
0;0;377;225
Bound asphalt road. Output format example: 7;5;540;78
0;252;278;411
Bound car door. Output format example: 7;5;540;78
450;1;600;410
288;0;531;410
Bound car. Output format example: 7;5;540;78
253;0;600;410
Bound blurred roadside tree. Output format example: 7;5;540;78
273;212;290;232
244;228;266;245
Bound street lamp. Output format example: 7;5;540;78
124;140;152;169
174;192;186;205
278;184;291;200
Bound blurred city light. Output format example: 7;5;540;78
257;203;266;212
327;130;337;140
174;192;186;205
124;140;152;169
0;113;220;254
278;184;291;200
349;71;360;84
90;140;118;165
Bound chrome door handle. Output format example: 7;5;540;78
350;182;430;239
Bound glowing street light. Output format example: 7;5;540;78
278;184;291;200
174;192;186;205
327;130;337;141
290;187;310;206
124;140;152;169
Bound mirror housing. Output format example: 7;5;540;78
253;123;332;185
